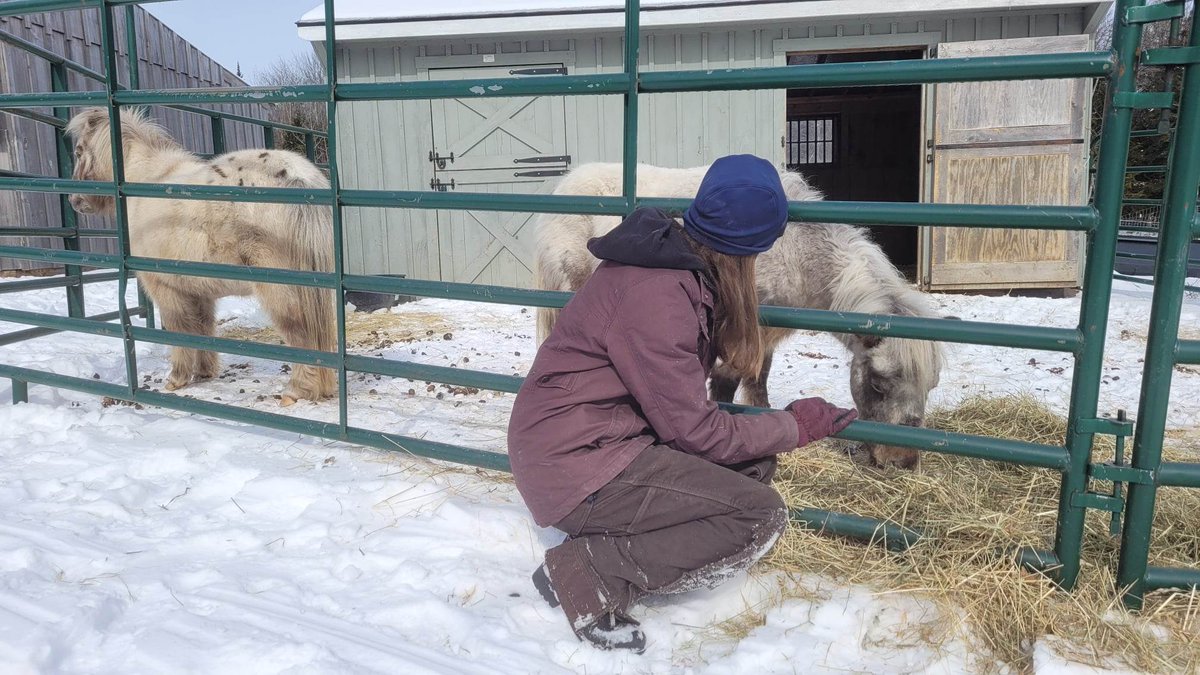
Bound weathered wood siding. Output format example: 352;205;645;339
930;35;1091;290
324;7;1089;287
0;5;269;271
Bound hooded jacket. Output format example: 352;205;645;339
507;208;799;527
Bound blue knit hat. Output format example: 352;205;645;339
682;154;789;256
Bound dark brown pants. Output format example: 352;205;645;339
543;445;788;632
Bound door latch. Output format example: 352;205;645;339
430;177;456;192
428;150;455;169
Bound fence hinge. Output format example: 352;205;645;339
1124;2;1186;25
1070;491;1125;513
1077;417;1134;437
1142;47;1200;67
1089;462;1154;485
1112;91;1176;110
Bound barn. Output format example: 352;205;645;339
298;0;1110;292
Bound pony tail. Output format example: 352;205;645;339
290;200;336;351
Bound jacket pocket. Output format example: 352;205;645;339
601;406;646;446
533;371;578;392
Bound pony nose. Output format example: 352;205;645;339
902;416;923;427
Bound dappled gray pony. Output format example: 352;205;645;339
535;162;946;469
66;108;335;405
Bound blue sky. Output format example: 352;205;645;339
144;1;318;84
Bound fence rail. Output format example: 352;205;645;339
0;0;1195;608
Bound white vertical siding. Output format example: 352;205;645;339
330;7;1088;285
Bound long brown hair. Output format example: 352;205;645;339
680;227;764;378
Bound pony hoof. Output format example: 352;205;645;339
279;395;297;407
164;380;184;392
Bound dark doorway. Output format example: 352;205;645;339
786;49;925;279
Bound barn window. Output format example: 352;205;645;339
786;115;838;167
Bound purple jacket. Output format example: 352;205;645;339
508;209;799;527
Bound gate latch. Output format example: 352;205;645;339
428;150;455;169
1078;410;1153;536
430;177;456;192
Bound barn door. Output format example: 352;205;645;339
427;63;570;286
924;35;1090;291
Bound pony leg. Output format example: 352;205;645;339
741;350;774;409
708;363;741;403
252;282;336;405
157;292;218;391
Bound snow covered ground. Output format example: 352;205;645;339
0;276;1197;674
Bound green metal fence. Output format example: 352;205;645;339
0;0;1197;606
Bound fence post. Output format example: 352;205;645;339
122;2;155;329
1117;10;1200;609
263;124;275;150
50;62;84;319
210;114;226;155
97;0;141;398
11;379;27;404
1051;0;1145;590
621;0;640;211
322;0;349;434
304;132;316;162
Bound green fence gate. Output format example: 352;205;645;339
0;0;1197;608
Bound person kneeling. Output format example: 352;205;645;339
507;155;857;653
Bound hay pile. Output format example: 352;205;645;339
768;395;1200;673
219;310;456;351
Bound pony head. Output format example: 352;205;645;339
847;329;944;469
845;302;959;470
65;107;169;215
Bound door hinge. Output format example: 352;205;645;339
513;155;572;165
514;169;569;178
509;66;568;76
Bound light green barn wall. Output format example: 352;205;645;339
325;8;1087;283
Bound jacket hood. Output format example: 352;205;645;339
586;207;707;271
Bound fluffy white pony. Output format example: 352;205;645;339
67;108;335;405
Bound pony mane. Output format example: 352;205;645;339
66;107;176;151
824;222;944;383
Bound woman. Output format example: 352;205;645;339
508;154;857;653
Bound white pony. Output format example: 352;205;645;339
66;108;335;405
535;162;946;468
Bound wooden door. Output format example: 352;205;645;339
925;35;1090;291
427;64;570;287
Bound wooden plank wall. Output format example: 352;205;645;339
0;4;270;271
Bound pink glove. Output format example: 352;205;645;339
786;397;858;447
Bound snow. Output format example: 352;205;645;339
297;0;1106;24
0;275;1196;673
299;0;732;23
296;0;1110;42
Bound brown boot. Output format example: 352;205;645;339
577;611;646;653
